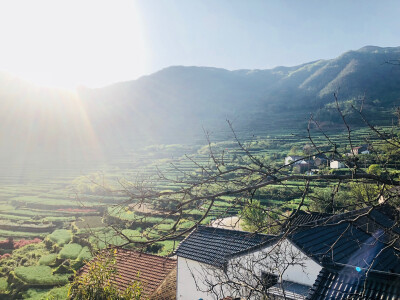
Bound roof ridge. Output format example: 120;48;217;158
198;224;272;237
293;206;372;228
113;247;177;262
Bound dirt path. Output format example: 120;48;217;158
210;216;243;231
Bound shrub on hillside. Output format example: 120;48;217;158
0;277;8;292
38;254;57;266
47;229;72;246
23;286;69;300
13;238;41;249
59;243;82;260
0;253;11;260
14;265;69;285
77;247;92;262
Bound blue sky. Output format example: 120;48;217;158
138;0;400;71
0;0;399;88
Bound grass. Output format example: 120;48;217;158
157;240;180;256
0;124;395;295
47;229;72;246
14;266;69;285
0;229;45;238
0;277;8;292
58;243;82;260
89;229;127;249
77;246;92;262
38;254;57;266
75;216;104;228
22;286;69;300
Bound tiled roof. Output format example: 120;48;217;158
77;248;176;298
150;268;177;300
283;210;332;228
307;268;400;300
288;205;400;273
175;226;276;267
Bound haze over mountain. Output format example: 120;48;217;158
1;45;400;166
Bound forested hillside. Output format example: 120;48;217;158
0;45;399;165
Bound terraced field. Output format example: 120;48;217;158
0;124;396;298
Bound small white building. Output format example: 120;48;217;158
330;160;345;169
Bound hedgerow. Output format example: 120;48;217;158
38;254;57;266
47;229;72;246
77;246;92;262
58;243;82;260
14;265;69;285
0;277;8;292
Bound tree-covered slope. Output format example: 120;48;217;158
0;45;399;164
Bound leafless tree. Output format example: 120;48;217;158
82;92;400;299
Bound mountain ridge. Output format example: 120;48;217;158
0;45;400;164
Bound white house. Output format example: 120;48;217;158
175;205;400;299
329;160;345;169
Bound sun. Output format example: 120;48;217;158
0;0;148;89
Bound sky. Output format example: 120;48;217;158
0;0;399;89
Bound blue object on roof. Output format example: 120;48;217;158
175;226;276;267
288;204;400;274
307;268;400;300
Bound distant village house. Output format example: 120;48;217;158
330;160;345;169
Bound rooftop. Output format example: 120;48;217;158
175;226;275;267
77;248;176;298
307;267;400;300
288;205;400;273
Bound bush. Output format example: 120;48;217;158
59;243;82;260
68;249;142;299
0;277;8;292
14;266;69;285
47;229;72;246
38;254;57;266
22;286;69;300
77;247;92;262
13;238;42;249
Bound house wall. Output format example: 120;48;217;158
176;240;322;299
231;240;321;287
177;257;224;300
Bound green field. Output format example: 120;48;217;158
0;123;398;296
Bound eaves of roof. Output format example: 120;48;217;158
175;225;275;267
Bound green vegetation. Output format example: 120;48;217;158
38;254;57;266
22;286;69;300
0;277;8;292
58;243;82;260
14;266;69;285
47;229;72;246
77;247;92;262
0;115;398;296
68;249;142;299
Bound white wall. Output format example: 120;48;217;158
177;257;222;300
231;239;321;286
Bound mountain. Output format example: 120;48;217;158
79;45;400;136
1;45;400;165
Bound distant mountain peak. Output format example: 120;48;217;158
357;45;400;53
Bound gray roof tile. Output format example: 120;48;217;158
175;226;275;267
